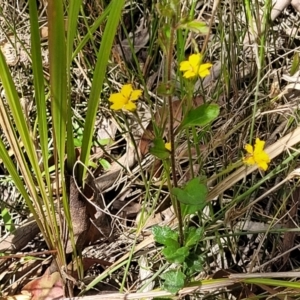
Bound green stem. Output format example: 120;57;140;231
167;20;184;246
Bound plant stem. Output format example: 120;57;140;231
167;20;184;246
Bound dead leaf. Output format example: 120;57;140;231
83;181;111;242
282;70;300;83
114;18;149;61
116;201;141;218
4;294;31;300
65;174;90;254
271;0;292;21
292;0;300;12
22;271;63;300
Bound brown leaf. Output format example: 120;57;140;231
82;182;111;243
65;175;90;254
22;271;63;300
114;20;149;61
112;199;141;218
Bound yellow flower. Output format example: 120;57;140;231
179;53;212;79
165;142;171;151
109;84;142;112
243;138;271;171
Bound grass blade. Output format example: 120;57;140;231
28;0;50;187
47;0;67;175
79;0;125;183
65;0;83;171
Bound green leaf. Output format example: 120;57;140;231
164;238;180;253
1;207;15;233
185;227;204;247
163;246;189;264
149;138;170;160
290;52;300;76
160;270;186;294
99;138;112;146
47;0;74;260
74;138;82;147
152;226;178;245
178;19;209;34
181;203;203;217
172;178;208;205
181;104;220;128
174;179;208;217
190;257;204;272
23;256;44;262
184;253;204;275
99;158;111;170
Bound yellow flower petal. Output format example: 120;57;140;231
189;53;202;67
109;93;125;104
244;144;253;154
121;84;133;98
180;53;211;79
179;61;192;71
243;156;256;166
110;101;124;111
243;138;270;170
109;84;141;112
183;70;196;78
254;138;265;152
258;162;268;171
256;151;270;162
165;142;171;151
124;101;137;112
198;63;212;78
130;89;142;101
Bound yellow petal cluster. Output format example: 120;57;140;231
179;53;212;79
243;138;270;171
109;84;142;112
165;142;171;151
